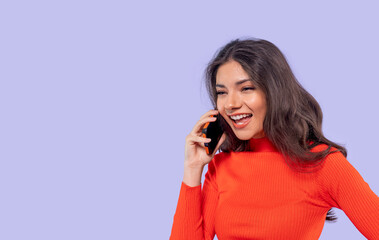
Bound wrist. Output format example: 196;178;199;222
183;166;204;187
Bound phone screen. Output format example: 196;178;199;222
202;114;224;155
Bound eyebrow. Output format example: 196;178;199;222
215;79;253;88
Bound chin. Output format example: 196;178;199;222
225;119;265;140
233;130;265;141
232;132;255;141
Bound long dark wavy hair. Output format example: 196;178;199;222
204;38;347;222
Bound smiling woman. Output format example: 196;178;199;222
170;38;379;240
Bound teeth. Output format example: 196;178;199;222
230;114;252;120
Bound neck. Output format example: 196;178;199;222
248;136;278;152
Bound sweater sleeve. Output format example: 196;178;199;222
169;158;219;240
317;150;379;239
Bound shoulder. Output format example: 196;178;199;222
310;143;347;164
209;151;230;168
310;143;346;167
312;144;361;183
309;142;338;153
214;151;230;161
207;151;235;173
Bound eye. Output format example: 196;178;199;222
242;87;255;91
216;91;226;95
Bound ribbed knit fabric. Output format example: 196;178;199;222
170;137;379;240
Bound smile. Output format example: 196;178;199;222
230;114;252;129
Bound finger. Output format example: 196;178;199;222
191;116;217;135
191;109;219;135
199;109;219;121
186;134;212;146
186;135;212;149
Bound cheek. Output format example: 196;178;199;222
216;101;229;122
246;98;267;118
216;99;223;111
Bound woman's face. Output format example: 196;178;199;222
216;60;267;140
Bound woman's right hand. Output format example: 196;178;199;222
184;109;226;169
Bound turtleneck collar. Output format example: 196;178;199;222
248;136;279;152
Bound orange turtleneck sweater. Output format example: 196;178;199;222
170;137;379;239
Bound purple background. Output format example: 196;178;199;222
1;1;378;239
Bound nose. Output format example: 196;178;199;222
224;92;242;112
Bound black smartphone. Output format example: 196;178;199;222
202;114;224;155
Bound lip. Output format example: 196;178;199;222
231;115;252;129
227;113;252;116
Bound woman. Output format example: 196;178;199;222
170;38;379;239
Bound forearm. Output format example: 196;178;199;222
171;173;204;240
170;164;216;240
